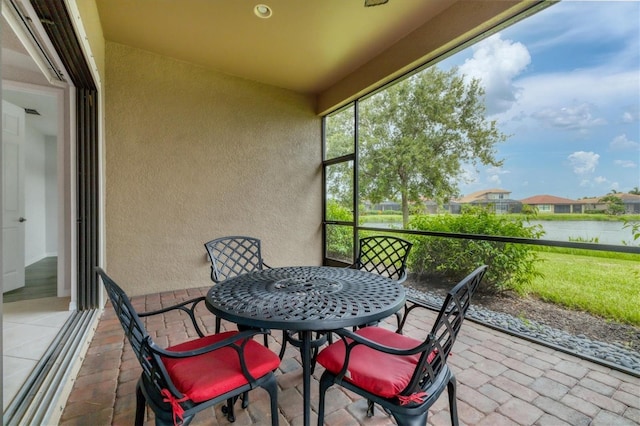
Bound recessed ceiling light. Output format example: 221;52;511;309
254;4;273;19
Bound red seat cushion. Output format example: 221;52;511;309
161;331;280;403
317;327;426;398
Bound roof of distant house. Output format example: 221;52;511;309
520;195;576;205
457;188;511;203
579;193;640;204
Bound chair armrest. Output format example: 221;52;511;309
329;327;435;384
151;329;269;358
332;327;432;357
395;295;441;334
405;295;441;311
151;328;273;384
138;296;208;338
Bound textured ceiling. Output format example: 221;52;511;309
94;0;456;95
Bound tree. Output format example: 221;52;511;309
599;194;625;215
325;108;355;213
629;186;640;195
358;67;506;227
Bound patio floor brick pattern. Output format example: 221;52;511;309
59;287;640;425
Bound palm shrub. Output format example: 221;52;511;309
407;206;544;293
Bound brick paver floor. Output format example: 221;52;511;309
59;287;640;425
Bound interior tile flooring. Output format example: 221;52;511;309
2;257;71;411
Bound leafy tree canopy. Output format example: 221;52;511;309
599;194;625;215
356;67;507;227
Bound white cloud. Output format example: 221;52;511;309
568;151;599;174
458;34;531;115
594;176;608;184
485;166;510;185
621;110;640;123
614;159;637;168
496;69;638;135
487;175;501;184
610;134;639;151
532;103;606;133
509;2;640;66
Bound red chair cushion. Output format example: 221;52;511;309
317;327;427;398
162;331;280;403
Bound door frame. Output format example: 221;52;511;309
3;80;75;303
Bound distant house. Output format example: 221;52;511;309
520;194;581;214
618;193;640;213
368;201;401;212
580;193;640;214
451;189;522;214
421;198;440;214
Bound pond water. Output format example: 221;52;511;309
365;220;639;246
529;220;637;246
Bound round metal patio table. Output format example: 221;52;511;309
205;266;406;426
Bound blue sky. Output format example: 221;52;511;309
439;1;640;200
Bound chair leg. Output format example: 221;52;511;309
135;382;146;426
447;375;459;426
394;311;403;333
317;372;333;425
222;397;236;422
310;334;321;375
366;400;375;417
241;391;250;409
262;374;280;426
278;331;288;359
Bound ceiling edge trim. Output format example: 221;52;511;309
316;0;548;116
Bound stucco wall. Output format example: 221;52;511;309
105;42;322;295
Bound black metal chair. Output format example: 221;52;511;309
316;265;488;426
96;268;280;426
351;235;413;331
352;235;413;284
203;233;286;416
204;236;271;345
204;236;270;284
204;236;326;366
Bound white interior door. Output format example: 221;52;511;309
3;100;26;293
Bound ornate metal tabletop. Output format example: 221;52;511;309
205;266;405;426
205;266;406;331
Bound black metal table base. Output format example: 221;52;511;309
279;331;328;373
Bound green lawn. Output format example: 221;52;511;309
526;251;640;325
358;213;640;324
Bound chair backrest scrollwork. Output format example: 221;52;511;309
404;265;487;395
204;236;265;282
355;236;413;282
96;268;183;399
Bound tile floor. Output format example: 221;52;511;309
59;287;640;425
2;296;72;410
